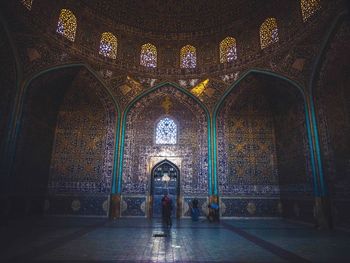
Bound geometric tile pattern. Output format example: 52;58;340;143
216;75;313;218
48;69;117;195
120;196;147;217
122;85;208;196
217;77;280;196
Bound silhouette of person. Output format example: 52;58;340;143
161;194;173;227
190;198;200;221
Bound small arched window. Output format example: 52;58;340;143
301;0;321;22
21;0;33;10
259;18;279;49
156;117;177;144
220;37;237;63
140;43;157;68
180;45;196;69
99;32;118;59
56;9;77;42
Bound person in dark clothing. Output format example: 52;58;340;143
190;198;200;221
161;194;173;227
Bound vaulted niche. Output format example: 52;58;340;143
216;74;313;220
121;85;208;217
12;67;117;217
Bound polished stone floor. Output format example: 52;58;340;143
1;217;350;262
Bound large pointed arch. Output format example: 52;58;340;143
213;69;320;201
11;63;121;200
117;81;212;196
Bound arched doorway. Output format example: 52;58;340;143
150;160;180;218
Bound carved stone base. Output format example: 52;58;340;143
110;194;121;219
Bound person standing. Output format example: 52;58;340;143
161;194;173;227
190;198;200;221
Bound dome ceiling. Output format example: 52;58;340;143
83;0;265;34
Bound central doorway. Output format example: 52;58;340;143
150;160;180;218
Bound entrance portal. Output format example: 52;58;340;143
151;160;180;218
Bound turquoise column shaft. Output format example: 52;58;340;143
304;101;321;196
111;113;121;194
309;98;327;196
208;118;213;195
212;117;218;196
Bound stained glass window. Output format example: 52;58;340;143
21;0;33;10
56;9;77;42
260;18;279;49
180;45;196;69
99;32;118;59
301;0;320;22
156;117;177;144
140;43;157;68
220;37;237;63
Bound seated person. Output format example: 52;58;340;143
207;202;219;222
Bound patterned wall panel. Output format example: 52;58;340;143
45;194;110;216
121;196;147;217
10;68;80;216
13;68;79;195
217;74;312;218
267;78;313;222
270;79;312;190
122;85;209;216
48;69;117;198
220;197;281;217
30;69;117;216
315;18;350;228
217;76;280;197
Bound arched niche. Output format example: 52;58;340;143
11;66;118;217
120;84;209;217
150;159;180;218
215;72;313;220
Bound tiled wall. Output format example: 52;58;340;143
121;85;209;216
45;69;117;216
217;76;280;217
10;68;79;216
120;196;147;217
45;194;110;216
271;79;314;223
217;75;313;218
